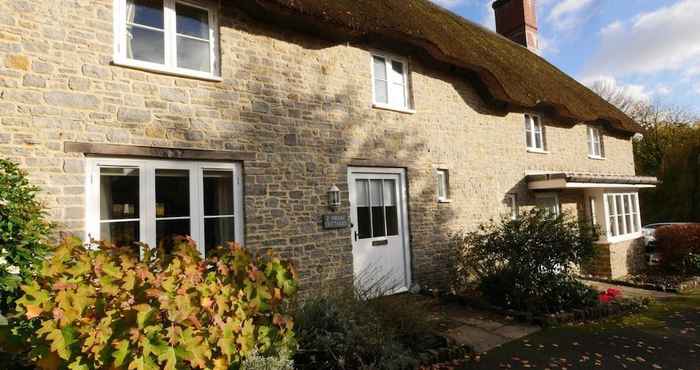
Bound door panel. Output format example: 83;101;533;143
349;169;410;296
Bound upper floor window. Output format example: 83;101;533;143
525;114;546;152
587;126;604;159
113;0;220;80
372;54;412;112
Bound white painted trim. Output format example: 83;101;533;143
529;179;656;190
371;103;416;114
348;166;412;293
85;157;243;256
112;0;221;80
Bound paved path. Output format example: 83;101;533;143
431;303;540;353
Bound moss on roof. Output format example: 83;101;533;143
242;0;641;133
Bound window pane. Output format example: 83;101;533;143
372;206;386;238
370;180;383;206
100;167;140;220
127;0;164;29
609;216;617;236
156;219;190;254
177;36;211;72
156;169;190;218
204;217;235;254
374;80;388;104
383;180;396;206
390;61;404;82
389;82;406;107
616;195;625;234
385;206;399;236
101;222;140;251
373;56;387;80
203;171;233;215
356;179;371;239
534;131;543;149
127;26;165;64
631;195;640;231
176;3;209;39
357;207;372;239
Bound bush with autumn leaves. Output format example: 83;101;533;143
14;237;298;370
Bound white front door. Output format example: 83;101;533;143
348;167;411;295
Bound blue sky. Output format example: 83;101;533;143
430;0;700;112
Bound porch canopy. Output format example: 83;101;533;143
527;172;659;190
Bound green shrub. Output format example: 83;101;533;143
457;209;599;314
15;237;298;370
294;282;435;370
656;224;700;274
0;158;52;315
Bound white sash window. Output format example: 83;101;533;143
113;0;220;80
86;158;243;256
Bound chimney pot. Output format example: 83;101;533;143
493;0;539;52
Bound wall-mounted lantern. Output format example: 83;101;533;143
328;184;341;211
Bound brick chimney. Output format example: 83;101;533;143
492;0;539;52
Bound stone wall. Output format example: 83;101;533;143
584;238;646;279
0;0;637;289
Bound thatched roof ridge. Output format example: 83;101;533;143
236;0;641;134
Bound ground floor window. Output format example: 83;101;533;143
86;158;243;256
604;192;641;239
535;193;560;216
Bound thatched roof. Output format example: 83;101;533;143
234;0;641;134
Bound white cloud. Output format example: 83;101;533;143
582;75;653;103
547;0;597;31
584;0;700;78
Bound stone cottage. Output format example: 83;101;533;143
0;0;657;290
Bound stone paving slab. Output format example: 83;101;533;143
434;303;540;353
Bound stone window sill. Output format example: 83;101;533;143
438;198;452;204
588;155;606;161
527;148;550;155
372;103;416;114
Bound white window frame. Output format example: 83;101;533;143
370;53;414;113
436;169;450;202
525;114;547;153
587;126;604;159
113;0;221;81
535;192;560;216
603;192;641;243
588;196;597;226
85;158;243;256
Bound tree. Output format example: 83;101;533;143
589;83;700;222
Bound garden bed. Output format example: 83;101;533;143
437;291;650;328
580;273;700;293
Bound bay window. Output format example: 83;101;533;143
604;192;641;240
113;0;220;79
86;158;243;256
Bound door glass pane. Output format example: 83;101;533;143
128;0;163;29
204;217;235;254
370;180;385;237
176;3;209;39
356;180;372;239
100;167;140;220
101;222;139;251
127;26;165;64
177;36;211;72
156;219;190;254
203;170;234;215
383;180;398;236
155;169;190;218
